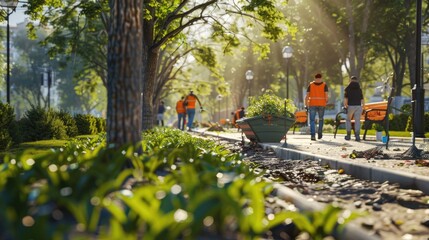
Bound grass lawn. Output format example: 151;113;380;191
2;130;428;159
1;135;98;158
333;129;429;138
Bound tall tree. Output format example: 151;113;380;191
138;0;285;129
11;27;54;110
24;0;286;147
369;0;425;97
106;0;143;146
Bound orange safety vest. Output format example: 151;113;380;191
176;100;186;114
185;95;198;109
308;82;327;107
232;109;245;125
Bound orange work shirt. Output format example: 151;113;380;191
176;100;186;114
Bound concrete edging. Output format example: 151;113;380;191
264;143;429;195
199;131;427;239
201;132;382;239
274;184;380;240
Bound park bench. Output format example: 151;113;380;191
292;110;308;134
333;99;392;142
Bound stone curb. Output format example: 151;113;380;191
198;130;429;195
263;144;429;195
197;131;381;240
197;130;428;239
273;184;380;240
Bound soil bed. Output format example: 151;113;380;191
216;137;429;240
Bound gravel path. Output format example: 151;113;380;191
202;133;429;240
243;143;429;240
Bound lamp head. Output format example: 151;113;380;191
0;0;18;9
282;46;293;59
245;70;254;81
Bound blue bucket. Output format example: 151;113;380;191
382;136;388;143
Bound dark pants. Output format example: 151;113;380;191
177;113;185;130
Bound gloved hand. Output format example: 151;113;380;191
342;106;348;114
200;107;204;112
304;106;308;112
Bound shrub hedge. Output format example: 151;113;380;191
0;103;14;150
0;105;105;151
19;106;68;142
74;114;98;135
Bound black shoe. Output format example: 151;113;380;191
318;133;323;139
355;137;361;142
311;136;316;141
345;135;351;140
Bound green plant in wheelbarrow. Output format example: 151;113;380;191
236;91;297;143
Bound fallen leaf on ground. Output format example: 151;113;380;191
415;159;429;167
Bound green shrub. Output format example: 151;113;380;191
405;112;429;132
406;115;412;132
400;104;412;114
373;123;384;131
423;113;429;132
95;117;106;133
57;110;79;137
389;113;409;131
0;103;14;150
246;91;296;117
8;119;23;146
324;118;335;127
19;106;68;142
74;114;98;135
0;128;357;239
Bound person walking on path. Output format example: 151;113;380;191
232;106;245;128
184;90;203;131
344;76;365;141
176;96;186;130
157;101;166;126
305;73;329;141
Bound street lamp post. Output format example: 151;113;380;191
245;70;254;103
0;0;18;104
225;83;230;119
282;46;293;99
414;0;425;139
216;94;222;123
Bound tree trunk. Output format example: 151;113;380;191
141;46;160;130
106;0;143;147
346;0;372;78
346;0;357;76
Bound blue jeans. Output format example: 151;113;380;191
309;106;325;136
186;108;196;129
177;113;185;130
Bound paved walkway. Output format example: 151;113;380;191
197;128;429;195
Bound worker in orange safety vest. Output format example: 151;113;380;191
232;106;245;128
176;96;186;130
184;90;203;131
304;73;329;141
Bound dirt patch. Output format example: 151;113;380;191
223;138;429;239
